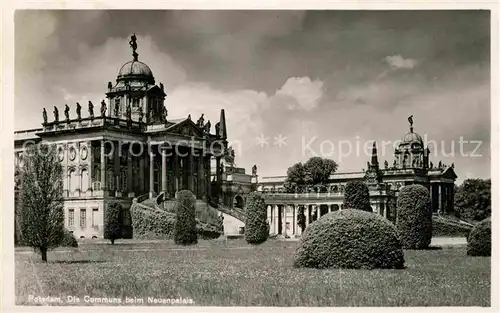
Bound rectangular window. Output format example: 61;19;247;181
92;208;99;227
68;209;74;227
80;209;86;228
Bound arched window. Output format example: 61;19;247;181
81;169;89;191
107;169;115;191
69;169;78;192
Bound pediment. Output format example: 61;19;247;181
442;167;458;180
166;119;204;138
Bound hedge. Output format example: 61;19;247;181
174;190;198;245
432;216;472;237
244;192;269;244
396;185;432;249
294;209;405;269
104;202;122;244
60;230;78;248
343;181;372;212
130;203;221;240
467;218;491;256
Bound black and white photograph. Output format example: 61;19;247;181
3;4;497;309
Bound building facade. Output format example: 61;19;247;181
14;36;244;239
259;120;458;237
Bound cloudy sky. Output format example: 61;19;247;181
15;10;491;182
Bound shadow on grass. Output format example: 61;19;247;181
52;260;107;264
405;246;443;250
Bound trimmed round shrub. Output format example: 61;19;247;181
60;230;78;248
104;202;122;244
244;192;269;244
467;218;491;256
174;190;198;245
396;185;432;249
294;209;404;269
343;181;372;212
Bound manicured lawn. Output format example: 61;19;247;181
16;239;490;306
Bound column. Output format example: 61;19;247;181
205;156;211;199
87;141;93;192
127;144;133;197
450;184;455;214
293;205;298;235
149;144;154;198
173;153;179;192
429;182;433;212
188;150;194;192
161;144;167;194
197;154;204;199
304;204;311;228
114;141;120;196
216;156;221;193
438;184;442;214
139;153;145;194
100;140;106;193
267;205;272;234
282;205;287;237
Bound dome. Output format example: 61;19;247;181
402;131;423;146
117;60;154;83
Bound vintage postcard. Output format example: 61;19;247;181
2;2;498;311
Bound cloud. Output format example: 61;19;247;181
275;77;324;111
384;55;418;69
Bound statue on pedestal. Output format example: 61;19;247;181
197;114;205;128
64;104;70;122
126;103;132;125
162;106;168;123
53;106;59;123
114;100;119;118
215;122;220;137
76;102;82;121
42;108;47;125
252;164;257;176
138;106;144;123
88;101;94;120
203;120;211;133
100;100;107;117
384;160;389;169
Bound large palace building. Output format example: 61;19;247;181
259;120;458;237
14;35;256;238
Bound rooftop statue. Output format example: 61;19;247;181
252;164;257;176
76;102;82;120
203;120;211;133
162;106;168;123
53;106;59;123
215;122;220;137
384;160;389;169
138;106;144;123
197;114;205;128
64;104;70;121
42;108;47;125
88;101;94;120
408;114;414;127
129;33;139;61
100;100;107;117
187;114;191;120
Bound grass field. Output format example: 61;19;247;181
16;239;490;306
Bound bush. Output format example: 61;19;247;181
467;218;491;256
294;210;405;269
343;181;372;212
104;202;122;244
244;192;269;244
60;230;78;247
174;190;198;245
432;216;473;237
396;185;432;249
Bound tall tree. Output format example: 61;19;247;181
104;202;122;244
20;143;65;262
283;157;338;193
454;179;491;221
